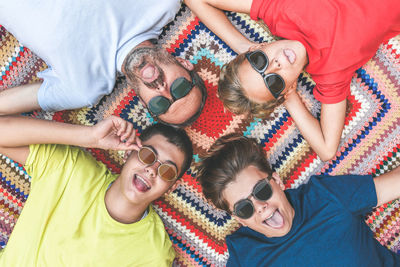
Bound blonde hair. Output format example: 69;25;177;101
218;53;285;119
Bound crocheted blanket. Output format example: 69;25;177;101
1;5;400;266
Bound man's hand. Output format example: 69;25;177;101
92;116;142;151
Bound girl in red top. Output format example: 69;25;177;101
186;0;400;161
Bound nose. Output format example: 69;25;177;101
145;161;161;179
253;198;268;214
267;58;281;71
156;81;168;92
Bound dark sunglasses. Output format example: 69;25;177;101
233;177;273;219
245;50;286;99
137;146;178;182
148;71;195;116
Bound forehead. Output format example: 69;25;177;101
140;134;185;172
223;165;268;208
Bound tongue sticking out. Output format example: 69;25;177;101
283;49;296;64
133;176;150;192
264;210;284;229
140;64;157;81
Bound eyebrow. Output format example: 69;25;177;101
146;145;179;171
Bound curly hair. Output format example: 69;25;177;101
218;53;285;119
196;134;272;213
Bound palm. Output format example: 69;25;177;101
93;116;139;151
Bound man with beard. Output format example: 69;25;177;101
0;0;206;126
0;115;193;265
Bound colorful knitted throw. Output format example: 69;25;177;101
1;6;400;267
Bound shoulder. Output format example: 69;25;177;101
25;144;109;179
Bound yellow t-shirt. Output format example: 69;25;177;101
0;144;175;266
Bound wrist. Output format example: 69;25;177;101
78;125;97;148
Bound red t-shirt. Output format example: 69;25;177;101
250;0;400;104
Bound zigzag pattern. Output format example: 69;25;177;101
0;5;400;266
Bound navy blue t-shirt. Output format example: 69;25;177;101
226;175;400;267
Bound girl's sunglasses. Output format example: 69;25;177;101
148;72;195;116
233;178;273;219
245;50;286;99
137;146;178;182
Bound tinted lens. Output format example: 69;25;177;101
138;147;156;165
249;51;268;71
171;77;192;100
158;164;177;182
148;96;170;116
234;199;254;219
265;75;285;96
253;179;272;201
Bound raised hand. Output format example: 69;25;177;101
92;116;142;151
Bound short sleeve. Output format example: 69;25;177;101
24;144;60;184
24;144;109;188
37;68;105;112
310;175;377;215
312;73;352;104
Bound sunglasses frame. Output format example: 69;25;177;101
232;177;273;219
245;50;286;99
137;146;178;182
147;71;196;116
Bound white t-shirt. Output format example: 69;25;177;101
0;0;180;111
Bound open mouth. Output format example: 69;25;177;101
283;49;296;64
262;209;284;229
139;63;159;83
133;174;151;193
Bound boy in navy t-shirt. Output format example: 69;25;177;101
198;134;400;266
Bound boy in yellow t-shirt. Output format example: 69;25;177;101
0;115;193;266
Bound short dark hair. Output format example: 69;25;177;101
197;134;272;212
157;69;207;127
140;123;193;178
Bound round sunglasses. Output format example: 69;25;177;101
245;50;286;99
148;71;195;116
232;177;273;219
137;146;178;182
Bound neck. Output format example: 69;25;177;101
104;179;149;224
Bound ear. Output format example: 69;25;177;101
176;57;194;71
123;150;133;162
166;179;181;194
233;215;248;227
271;172;285;190
248;42;268;52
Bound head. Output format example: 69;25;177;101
122;45;207;127
118;123;193;206
218;40;308;119
197;134;294;237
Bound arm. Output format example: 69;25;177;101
0;115;140;164
284;90;346;161
0;82;42;115
184;0;254;53
374;166;400;206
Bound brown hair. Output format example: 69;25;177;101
218;53;285;119
196;134;272;213
140;123;193;178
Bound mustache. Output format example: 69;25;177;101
143;65;166;89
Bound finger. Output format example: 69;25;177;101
116;118;127;137
121;122;134;142
124;128;138;146
117;142;140;151
136;136;142;148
